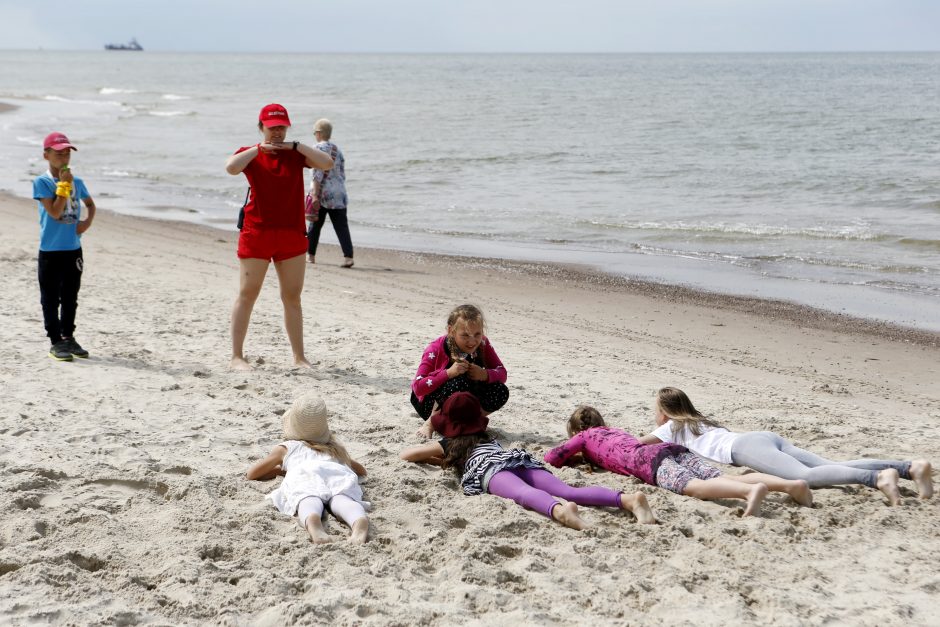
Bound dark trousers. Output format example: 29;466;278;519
38;248;83;342
307;208;354;258
410;376;510;419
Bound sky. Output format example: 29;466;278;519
0;0;938;53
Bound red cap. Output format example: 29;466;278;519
44;132;77;151
431;392;489;438
259;103;291;128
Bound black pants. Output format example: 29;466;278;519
38;248;83;342
307;208;354;258
410;376;510;419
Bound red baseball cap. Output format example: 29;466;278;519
43;132;77;151
259;103;291;128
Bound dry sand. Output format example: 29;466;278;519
1;192;939;626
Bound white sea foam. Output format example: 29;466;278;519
148;110;190;117
162;94;190;101
99;87;138;95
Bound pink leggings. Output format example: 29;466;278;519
486;467;622;519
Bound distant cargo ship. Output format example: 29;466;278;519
105;38;143;51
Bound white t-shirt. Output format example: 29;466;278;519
651;420;739;465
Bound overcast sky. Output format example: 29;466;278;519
1;0;937;53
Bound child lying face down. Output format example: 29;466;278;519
400;393;656;530
546;405;814;516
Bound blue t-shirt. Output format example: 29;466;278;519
33;172;90;252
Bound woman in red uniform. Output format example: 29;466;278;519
225;104;333;370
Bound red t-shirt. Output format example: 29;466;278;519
236;146;307;231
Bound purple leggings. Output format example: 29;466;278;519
486;467;622;519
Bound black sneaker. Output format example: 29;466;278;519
49;341;74;361
64;337;89;358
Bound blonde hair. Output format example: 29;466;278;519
446;304;486;362
313;118;333;140
301;436;353;468
567;405;606;436
656;387;723;437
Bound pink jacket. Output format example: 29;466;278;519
544;427;687;486
411;335;507;401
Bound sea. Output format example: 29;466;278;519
1;51;938;331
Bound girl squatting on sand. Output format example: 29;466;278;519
411;304;509;439
247;392;370;544
547;406;813;516
639;387;933;506
400;392;656;530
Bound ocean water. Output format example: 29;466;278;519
1;51;938;330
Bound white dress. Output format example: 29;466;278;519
267;440;366;515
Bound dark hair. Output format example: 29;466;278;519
441;430;493;476
567;405;606;436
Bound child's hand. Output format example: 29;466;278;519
446;360;469;379
76;218;93;235
59;167;74;183
466;364;488;382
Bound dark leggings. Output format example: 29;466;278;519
307;208;353;258
38;248;83;342
411;375;510;419
487;467;622;519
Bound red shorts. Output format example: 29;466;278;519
237;226;307;262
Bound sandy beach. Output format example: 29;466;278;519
1;191;939;626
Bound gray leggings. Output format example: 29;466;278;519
730;432;911;489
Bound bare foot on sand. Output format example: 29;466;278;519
743;483;769;517
551;502;589;530
305;515;333;544
785;479;814;507
349;518;369;544
416;420;433;439
876;468;901;506
230;356;253;371
620;492;657;524
293;356;313;369
910;459;933;499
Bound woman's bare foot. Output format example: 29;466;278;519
620;492;657;524
305;515;332;544
551;502;588;530
306;254;315;264
743;483;769;517
876;468;901;506
230;356;253;371
910;460;933;499
293;356;313;369
416;420;433;439
784;479;814;507
349;517;369;544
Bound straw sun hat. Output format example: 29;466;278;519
282;392;332;443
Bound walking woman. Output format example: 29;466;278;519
225;104;333;370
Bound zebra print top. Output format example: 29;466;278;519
442;439;544;496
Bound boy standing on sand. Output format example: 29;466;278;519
32;132;96;361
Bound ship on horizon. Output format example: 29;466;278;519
105;38;143;51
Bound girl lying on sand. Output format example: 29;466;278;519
546;406;813;516
638;387;933;506
400;392;656;530
247;392;370;543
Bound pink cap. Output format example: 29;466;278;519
259;103;291;128
44;132;77;151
